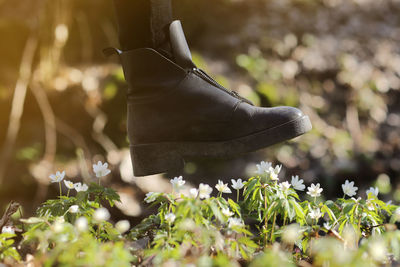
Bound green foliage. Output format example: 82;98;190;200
134;192;256;265
37;183;120;218
31;227;133;267
0;233;20;262
87;183;121;207
249;244;296;267
123;170;400;266
3;161;400;266
19;187;130;266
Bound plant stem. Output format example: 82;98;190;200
264;188;268;223
18;207;25;232
357;214;362;247
270;212;277;243
236;189;239;202
67;189;70;198
97;224;101;239
59;182;62;198
264;187;268;210
264;188;268;245
168;200;172;213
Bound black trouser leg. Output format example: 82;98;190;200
112;0;173;56
150;0;173;56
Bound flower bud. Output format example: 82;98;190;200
115;220;130;234
69;205;79;214
93;208;110;222
75;217;88;232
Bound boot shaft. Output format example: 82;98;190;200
113;0;173;52
115;20;196;97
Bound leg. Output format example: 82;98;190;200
112;0;173;56
110;1;312;176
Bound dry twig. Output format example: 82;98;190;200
0;34;38;184
0;201;21;230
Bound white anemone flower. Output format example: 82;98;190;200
93;161;111;178
68;205;79;213
343;225;357;247
52;217;65;233
189;188;198;198
228;217;243;228
291;175;305;191
222;208;234;217
394;208;400;221
144;192;156;203
307;183;323;198
351;197;361;202
180;219;196;231
309;208;322;220
269;165;282;181
366;187;379;197
369;239;387;262
93;207;110;222
282;224;301;244
49;171;65;183
198;183;213;199
1;226;15;234
75;217;88;232
74;182;88;192
366;200;375;211
215;180;232;194
255;161;272;175
342;180;358;197
115;220;130;233
165;213;176;224
64;180;74;189
231;179;244;190
279;181;291;193
170;176;185;192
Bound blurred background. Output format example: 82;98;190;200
0;0;399;222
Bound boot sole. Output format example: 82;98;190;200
131;115;312;176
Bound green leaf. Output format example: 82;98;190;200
228;199;241;216
233;226;253;236
239;245;249;261
343;202;355;215
244;179;258;200
209;201;224;223
266;202;278;221
338;219;348;233
286;200;295;221
20;217;46;224
289;199;305;223
321;204;337;222
238;237;259;248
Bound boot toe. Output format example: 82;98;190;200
252;106;305;131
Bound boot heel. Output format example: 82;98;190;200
130;144;185;176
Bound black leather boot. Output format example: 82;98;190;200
105;20;312;176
